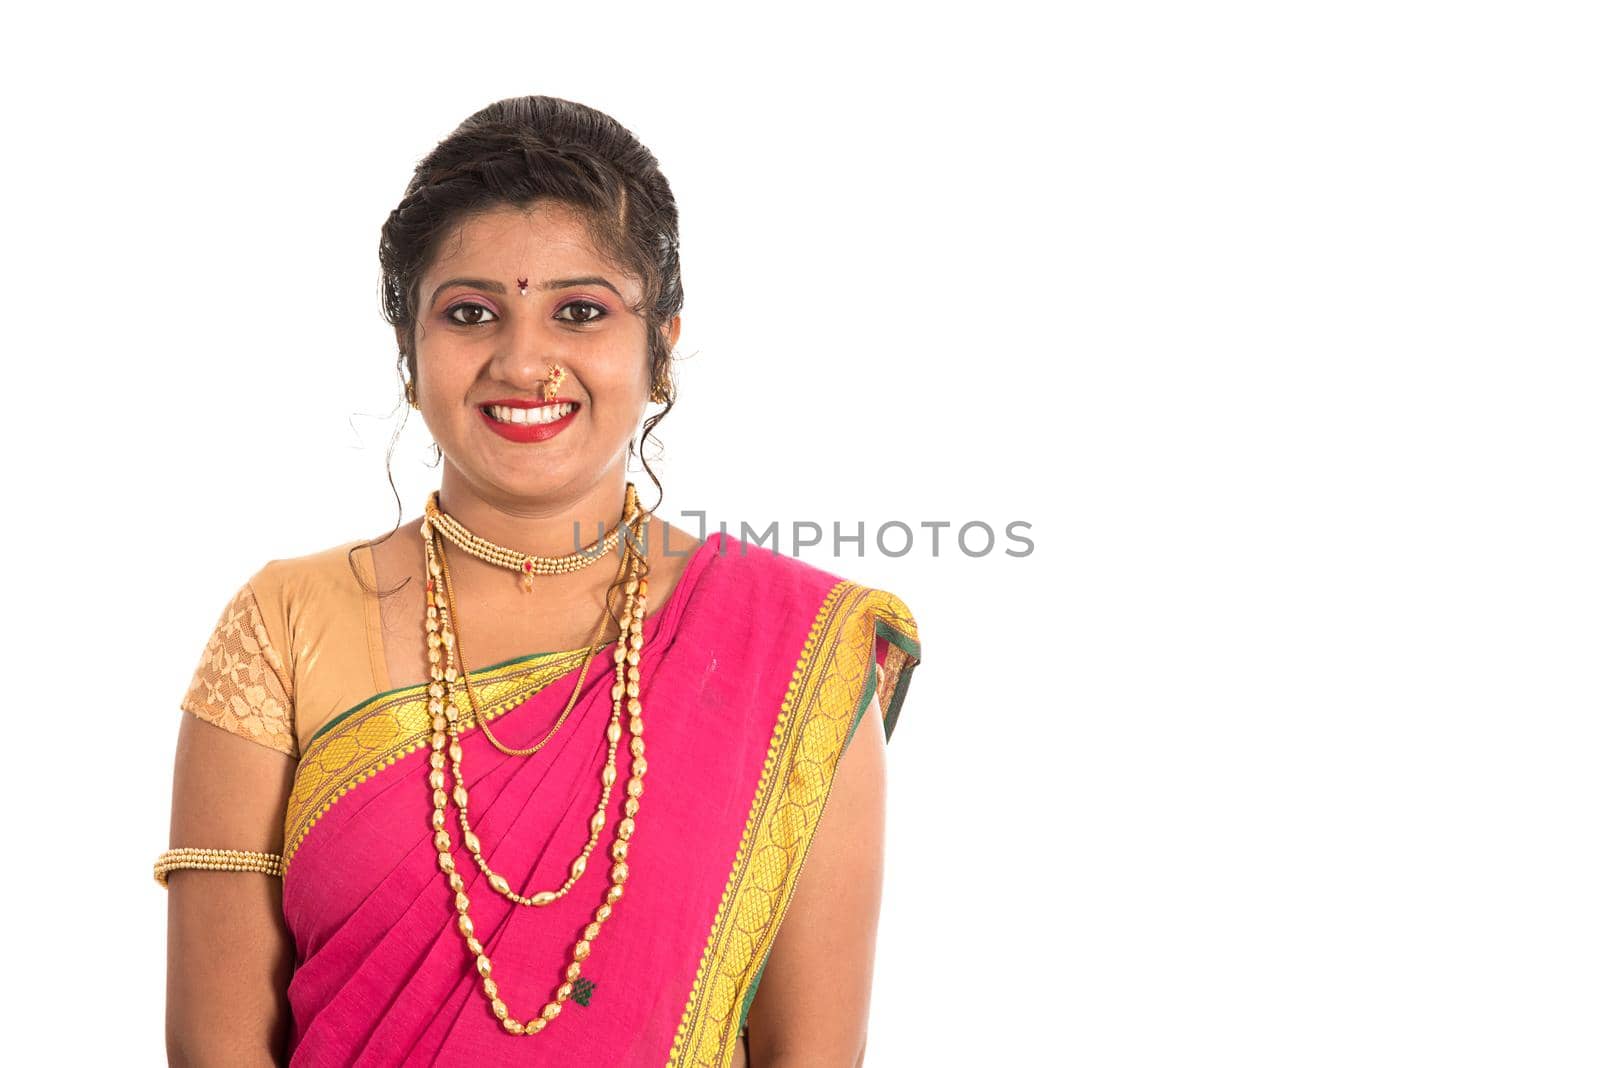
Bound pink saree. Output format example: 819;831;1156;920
278;532;920;1066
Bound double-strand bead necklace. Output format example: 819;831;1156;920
420;491;652;1036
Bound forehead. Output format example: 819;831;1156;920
427;202;640;300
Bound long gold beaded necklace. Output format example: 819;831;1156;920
434;504;647;882
421;491;651;1036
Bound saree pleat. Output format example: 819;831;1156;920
279;533;921;1066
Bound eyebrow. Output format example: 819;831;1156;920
428;275;624;307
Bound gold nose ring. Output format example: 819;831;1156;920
544;364;566;402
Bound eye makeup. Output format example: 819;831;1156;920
555;298;609;323
427;275;623;323
443;299;500;326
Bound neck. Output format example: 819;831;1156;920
435;464;636;560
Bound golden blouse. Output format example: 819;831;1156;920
178;541;389;759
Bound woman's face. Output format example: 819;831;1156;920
409;201;677;504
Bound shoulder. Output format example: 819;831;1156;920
243;536;381;650
698;531;852;601
188;539;371;679
182;531;423;760
704;532;918;630
230;536;390;752
699;534;921;735
244;534;384;647
246;538;373;616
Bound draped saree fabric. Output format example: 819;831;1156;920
180;531;921;1066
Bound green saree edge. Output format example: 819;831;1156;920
875;617;920;742
284;647;600;872
309;645;586;744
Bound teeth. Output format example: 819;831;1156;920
487;403;575;425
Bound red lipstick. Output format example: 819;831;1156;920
478;398;580;443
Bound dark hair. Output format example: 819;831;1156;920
350;95;685;618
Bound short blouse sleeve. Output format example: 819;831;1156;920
179;579;298;759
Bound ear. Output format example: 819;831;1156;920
663;314;682;350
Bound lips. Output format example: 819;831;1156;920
478;400;580;444
483;400;577;426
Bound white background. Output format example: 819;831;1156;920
4;3;1596;1064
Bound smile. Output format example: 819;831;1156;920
478;401;580;443
484;402;576;425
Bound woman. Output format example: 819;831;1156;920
158;95;921;1067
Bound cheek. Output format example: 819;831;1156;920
416;347;475;394
586;345;652;399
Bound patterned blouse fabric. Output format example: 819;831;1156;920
178;542;390;760
179;581;298;757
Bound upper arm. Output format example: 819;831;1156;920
165;579;300;1066
744;692;889;1067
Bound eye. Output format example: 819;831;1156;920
555;300;607;325
446;302;498;326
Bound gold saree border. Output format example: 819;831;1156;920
281;649;594;871
667;581;921;1068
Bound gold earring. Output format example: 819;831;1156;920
406;378;419;409
649;376;670;404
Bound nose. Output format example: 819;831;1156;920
490;319;569;396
